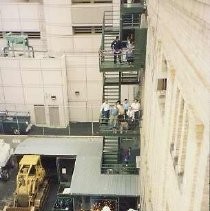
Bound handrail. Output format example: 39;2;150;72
99;48;144;66
100;11;106;51
100;10;121;51
101;163;139;174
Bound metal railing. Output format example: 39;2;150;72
99;48;143;67
100;11;120;51
101;163;139;174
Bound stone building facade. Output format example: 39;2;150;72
140;0;210;211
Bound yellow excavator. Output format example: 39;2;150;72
4;155;48;211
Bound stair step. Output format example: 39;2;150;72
103;146;118;150
104;157;118;161
104;153;118;157
104;140;118;143
104;140;118;144
103;94;119;96
104;144;118;148
104;88;119;90
103;160;118;165
104;87;119;89
104;146;118;149
104;92;119;94
104;86;119;88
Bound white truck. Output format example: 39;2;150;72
0;139;14;181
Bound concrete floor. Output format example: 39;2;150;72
0;166;17;209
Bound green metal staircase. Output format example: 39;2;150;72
121;70;140;84
102;136;119;165
99;2;147;138
103;72;121;104
101;136;139;175
101;11;120;52
100;72;120;133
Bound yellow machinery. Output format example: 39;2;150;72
4;155;48;211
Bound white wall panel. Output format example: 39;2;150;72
42;71;62;85
86;67;101;81
66;55;86;67
44;87;65;104
0;4;41;31
43;0;72;54
73;36;101;52
0;5;19;19
1;70;22;85
43;0;71;4
22;71;42;85
0;59;19;68
40;59;62;69
44;7;72;25
20;21;40;31
45;25;72;36
67;69;86;81
0;88;5;103
71;6;111;24
86;101;101;122
20;59;41;69
68;101;87;122
46;37;73;53
86;81;102;101
24;87;44;104
4;87;24;103
86;54;99;66
19;4;40;19
68;81;87;101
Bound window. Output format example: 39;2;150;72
157;78;167;91
157;78;167;117
73;26;102;34
0;31;41;39
169;91;189;187
72;0;112;3
201;160;209;211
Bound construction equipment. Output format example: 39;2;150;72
4;155;48;211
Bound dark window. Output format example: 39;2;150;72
73;26;102;34
0;31;41;39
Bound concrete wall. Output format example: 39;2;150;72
0;1;107;125
0;56;69;127
141;0;210;211
65;52;102;122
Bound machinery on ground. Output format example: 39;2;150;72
3;155;48;211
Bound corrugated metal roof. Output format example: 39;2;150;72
15;137;139;196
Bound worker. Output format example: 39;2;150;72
116;100;125;116
131;99;140;120
111;36;123;64
109;104;119;133
100;100;110;119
